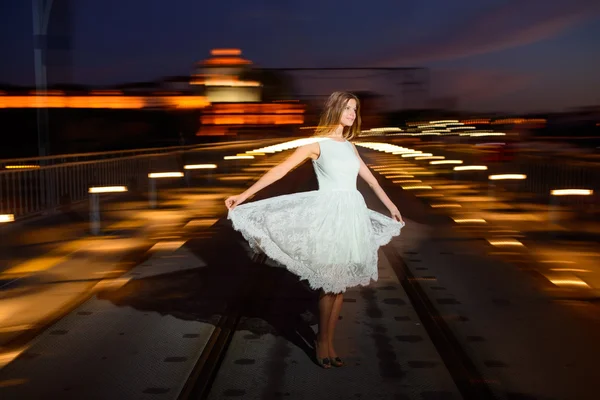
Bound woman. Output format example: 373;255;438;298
225;91;404;368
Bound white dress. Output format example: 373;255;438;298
228;138;404;293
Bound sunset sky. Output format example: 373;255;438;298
2;0;600;112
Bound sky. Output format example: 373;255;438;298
1;0;600;113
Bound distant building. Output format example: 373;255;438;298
192;49;261;103
193;49;304;136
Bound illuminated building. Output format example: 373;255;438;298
0;48;305;136
193;49;305;135
192;49;261;103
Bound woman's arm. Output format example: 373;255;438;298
351;144;403;222
225;142;320;209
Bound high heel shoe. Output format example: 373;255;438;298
314;342;331;369
330;357;344;367
316;356;331;369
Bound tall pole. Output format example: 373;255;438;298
32;0;54;158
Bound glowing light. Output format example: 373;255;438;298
454;165;488;171
184;219;218;228
452;218;486;223
487;239;524;247
392;180;422;184
184;164;217;170
547;278;590;288
88;186;128;194
401;185;433;190
461;132;506;137
4;165;40;169
94;277;132;291
488;174;526;180
549;268;590;272
430;160;463;165
550;189;593;196
224;155;254;160
210;48;242;56
402;153;428;158
148;172;184;178
415;156;444;160
0;214;15;223
202;79;261;87
149;241;186;252
0;95;209;109
0;348;28;369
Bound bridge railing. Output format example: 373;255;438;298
0;148;186;220
0;138;289;222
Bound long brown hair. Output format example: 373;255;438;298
314;91;361;140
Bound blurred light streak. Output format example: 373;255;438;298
184;219;218;228
453;218;486;223
148;172;184;178
218;176;254;181
0;378;28;388
487;239;524;246
79;238;145;253
0;324;35;333
540;260;576;264
184;164;217;170
94;277;132;291
401;185;433;190
0;95;209;109
454;165;488;171
401;153;428;158
431;160;463;165
242;167;270;172
1;256;66;278
436;185;471;190
88;186;127;194
489;174;527;180
550;268;590;273
415;156;445;160
224;155;254;160
544;275;590;288
392;180;422;184
149;241;186;252
449;196;495;202
0;348;28;369
0;214;15;223
4;165;40;169
550;189;593;196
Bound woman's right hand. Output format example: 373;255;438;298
225;194;245;210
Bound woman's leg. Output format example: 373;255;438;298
317;291;335;360
327;293;344;359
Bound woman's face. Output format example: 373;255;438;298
340;99;357;127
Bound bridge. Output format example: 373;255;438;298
0;136;599;399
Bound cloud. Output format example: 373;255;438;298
372;0;600;65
